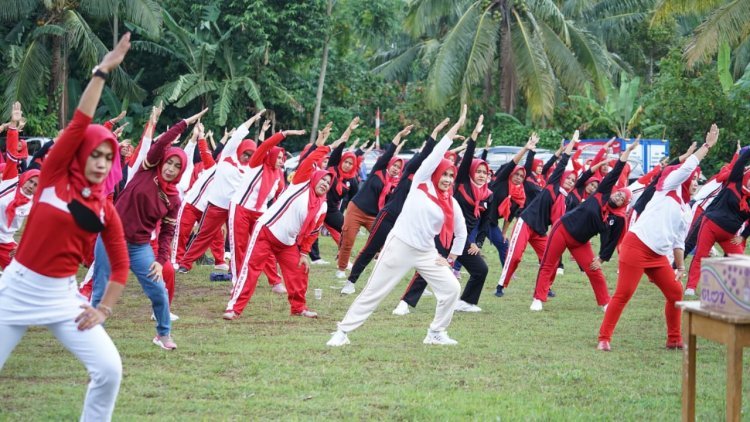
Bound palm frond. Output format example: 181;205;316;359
404;0;473;38
372;42;425;81
79;0;118;19
566;23;615;99
651;0;727;23
537;21;589;94
2;39;50;118
31;24;67;39
161;10;197;69
110;66;147;102
122;0;163;39
527;0;569;41
130;40;181;59
459;4;498;104
0;0;39;23
684;0;750;67
64;10;108;69
425;1;483;108
511;9;556;121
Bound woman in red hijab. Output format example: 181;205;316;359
225;136;335;320
328;105;469;347
599;125;719;351
0;34;132;421
94;108;204;351
0;104;41;268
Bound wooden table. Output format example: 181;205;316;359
677;301;750;422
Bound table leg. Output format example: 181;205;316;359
683;313;696;422
726;327;742;422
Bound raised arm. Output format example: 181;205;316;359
412;105;467;187
546;131;578;186
327;142;346;170
293;146;330;184
222;109;265;159
456;115;483;185
596;138;639;195
143;118;190;171
249;131;287;168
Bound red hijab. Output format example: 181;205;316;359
498;166;526;220
458;159;491;217
235;139;257;164
334;152;358;195
444;151;458;165
376;157;403;210
156;147;188;197
297;169;334;244
63;124;119;213
254;146;285;210
418;158;456;248
6;169;40;227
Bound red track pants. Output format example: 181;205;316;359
180;203;228;270
226;226;310;315
687;217;745;290
175;203;225;266
228;203;281;286
498;218;547;288
599;232;683;344
533;221;610;305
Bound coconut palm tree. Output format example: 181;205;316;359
0;0;161;125
374;0;621;122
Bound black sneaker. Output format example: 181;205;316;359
494;285;504;297
548;289;556;298
177;266;189;274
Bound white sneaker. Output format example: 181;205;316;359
326;330;350;347
311;259;329;265
423;330;458;345
224;251;231;262
151;312;180;321
340;281;356;295
709;246;719;257
392;300;410;316
422;289;434;297
556;267;564;276
346;261;353;270
684;288;696;296
454;300;481;313
292;309;318;318
271;283;287;294
214;263;230;271
335;270;347;279
530;299;543;311
601;304;608;312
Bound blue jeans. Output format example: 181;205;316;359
92;241;171;336
486;225;508;267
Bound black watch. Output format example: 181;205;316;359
92;65;109;80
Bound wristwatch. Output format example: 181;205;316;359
92;65;109;80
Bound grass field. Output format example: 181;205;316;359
1;232;748;420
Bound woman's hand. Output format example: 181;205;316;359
98;32;131;73
75;304;107;331
185;108;209;125
148;261;164;282
468;243;481;255
298;254;311;274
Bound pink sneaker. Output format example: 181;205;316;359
597;340;611;352
153;335;177;350
292;309;318;318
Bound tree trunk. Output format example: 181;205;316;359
484;69;494;115
113;6;118;47
498;2;516;115
49;36;68;127
309;0;334;144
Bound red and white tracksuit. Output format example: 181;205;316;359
226;147;330;316
179;126;252;270
599;155;700;345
